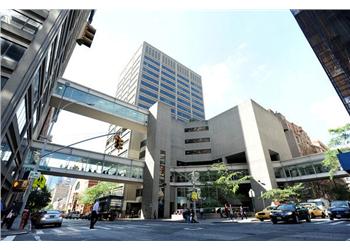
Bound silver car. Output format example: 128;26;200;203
32;210;63;228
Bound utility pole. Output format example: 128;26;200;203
190;171;199;221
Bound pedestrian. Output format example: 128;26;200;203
90;200;99;229
240;205;247;220
224;203;229;218
2;202;17;229
229;204;234;220
183;207;190;223
199;207;204;219
189;209;198;223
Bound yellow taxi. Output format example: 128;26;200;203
255;205;277;221
300;202;326;218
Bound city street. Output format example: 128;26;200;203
2;218;350;241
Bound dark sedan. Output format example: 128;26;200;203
31;210;63;228
270;203;311;224
328;200;350;220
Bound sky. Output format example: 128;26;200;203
50;8;349;154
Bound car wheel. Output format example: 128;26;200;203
259;218;264;222
271;219;277;224
294;215;300;224
306;214;311;222
321;213;326;218
310;213;315;219
329;217;334;221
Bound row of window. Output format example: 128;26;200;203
143;60;159;72
177;73;189;83
144;55;160;66
160;96;175;106
139;87;158;99
185;126;209;132
161;76;175;87
161;70;175;81
193;111;205;118
143;67;159;79
192;104;204;113
274;162;330;179
178;110;191;120
162;65;175;75
177;97;190;107
185;137;210;144
141;80;158;92
185;148;211;155
160;89;175;99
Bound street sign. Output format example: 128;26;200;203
248;189;255;198
29;171;41;179
33;175;46;189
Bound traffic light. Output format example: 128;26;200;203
76;22;96;48
12;180;29;192
114;134;124;150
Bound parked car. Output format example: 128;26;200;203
31;210;63;228
270;203;311;224
255;205;277;221
307;198;330;215
328;200;350;220
300;202;326;218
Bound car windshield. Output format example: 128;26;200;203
277;204;295;211
46;210;60;214
331;201;349;208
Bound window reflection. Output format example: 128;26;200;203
25;148;143;180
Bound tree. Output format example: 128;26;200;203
211;163;250;204
26;185;52;212
79;182;120;206
261;183;304;203
322;123;350;179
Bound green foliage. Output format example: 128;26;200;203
261;183;304;203
26;185;52;212
79;182;120;205
322;123;350;179
211;163;250;202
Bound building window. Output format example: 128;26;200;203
184;126;209;132
1;37;26;63
185;149;211;155
0;10;42;34
1;76;9;89
1;136;13;166
16;98;27;134
185;138;210;144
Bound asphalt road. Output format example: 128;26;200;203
2;218;350;241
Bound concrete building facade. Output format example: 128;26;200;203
141;99;324;219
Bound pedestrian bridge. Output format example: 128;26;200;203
273;153;349;183
50;78;148;134
24;140;144;184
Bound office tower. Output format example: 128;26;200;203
292;10;350;115
1;9;95;205
105;42;205;157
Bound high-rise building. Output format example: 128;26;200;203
1;9;96;206
105;42;205;157
292;10;350;115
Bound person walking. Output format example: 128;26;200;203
199;207;204;219
229;204;234;220
240;205;247;220
90;200;99;229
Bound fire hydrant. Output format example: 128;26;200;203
19;209;30;230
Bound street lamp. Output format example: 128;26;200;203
248;188;255;213
190;171;199;221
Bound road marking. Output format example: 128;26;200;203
67;227;81;232
330;221;344;225
314;221;329;224
95;226;111;230
51;228;64;233
35;230;44;234
2;236;16;241
184;227;203;231
34;236;41;241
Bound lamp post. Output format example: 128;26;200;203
190;171;199;221
248;188;255;214
258;180;266;208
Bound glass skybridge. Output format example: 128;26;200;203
24;140;144;184
50;78;148;133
